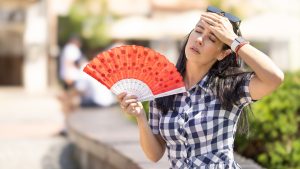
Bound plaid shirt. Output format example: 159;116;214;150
149;73;254;169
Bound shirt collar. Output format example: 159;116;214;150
187;73;211;93
197;73;210;92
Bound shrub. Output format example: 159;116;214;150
235;71;300;169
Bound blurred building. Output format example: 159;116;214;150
0;0;26;86
0;0;299;93
0;0;71;92
240;0;300;71
241;13;300;71
108;0;300;71
108;0;208;63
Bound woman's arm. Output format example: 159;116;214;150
117;93;166;162
201;12;284;100
234;44;284;100
136;112;166;162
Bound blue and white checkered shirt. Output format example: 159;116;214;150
149;73;254;169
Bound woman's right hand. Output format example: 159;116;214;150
117;92;145;118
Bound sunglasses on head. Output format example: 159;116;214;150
206;6;241;25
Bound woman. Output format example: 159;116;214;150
117;6;284;168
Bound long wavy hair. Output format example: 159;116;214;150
155;19;253;134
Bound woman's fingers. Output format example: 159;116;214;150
123;95;138;106
117;92;137;104
117;92;127;109
125;103;138;113
119;94;138;108
202;12;222;21
200;19;213;31
200;12;236;45
122;98;138;108
124;95;138;100
122;101;145;117
202;12;227;23
201;12;230;28
116;93;143;116
201;15;214;25
117;92;127;102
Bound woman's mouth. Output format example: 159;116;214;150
190;46;200;54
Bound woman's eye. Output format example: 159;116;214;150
195;30;202;34
209;37;216;43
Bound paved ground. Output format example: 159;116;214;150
0;87;78;169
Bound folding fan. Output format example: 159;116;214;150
83;45;186;102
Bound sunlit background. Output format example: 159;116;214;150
0;0;300;169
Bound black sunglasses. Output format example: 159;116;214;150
207;6;241;24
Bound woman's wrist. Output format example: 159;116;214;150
230;36;249;52
135;110;147;122
225;35;238;47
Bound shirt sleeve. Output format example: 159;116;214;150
63;44;81;61
148;100;160;135
75;72;88;92
237;73;256;108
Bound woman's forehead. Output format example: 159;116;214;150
195;19;208;29
196;19;202;26
195;21;213;34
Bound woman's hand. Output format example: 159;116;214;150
117;92;145;118
117;92;166;162
200;12;238;46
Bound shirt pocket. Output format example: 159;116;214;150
159;110;183;142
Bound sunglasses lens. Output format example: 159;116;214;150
226;14;241;23
207;6;222;13
206;6;241;23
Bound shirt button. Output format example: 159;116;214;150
178;118;184;125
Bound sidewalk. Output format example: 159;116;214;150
0;87;77;169
0;87;63;138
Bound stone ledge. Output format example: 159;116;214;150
67;106;170;169
67;106;263;169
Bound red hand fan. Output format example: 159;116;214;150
83;45;186;102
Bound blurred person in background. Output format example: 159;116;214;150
117;6;284;168
71;40;126;107
57;34;83;136
75;58;117;108
58;38;124;111
59;59;117;110
57;39;121;136
59;34;83;90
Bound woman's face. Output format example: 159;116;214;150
185;19;226;66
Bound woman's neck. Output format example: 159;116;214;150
184;61;212;90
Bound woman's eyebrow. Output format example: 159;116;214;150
196;24;217;38
196;24;204;29
210;33;217;38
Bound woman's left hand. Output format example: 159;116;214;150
201;12;238;46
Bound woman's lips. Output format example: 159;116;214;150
190;46;200;54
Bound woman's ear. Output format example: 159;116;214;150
217;49;232;61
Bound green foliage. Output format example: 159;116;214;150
235;71;300;169
142;101;150;116
208;0;223;8
207;0;244;19
58;0;112;50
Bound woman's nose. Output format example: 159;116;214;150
195;36;203;45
